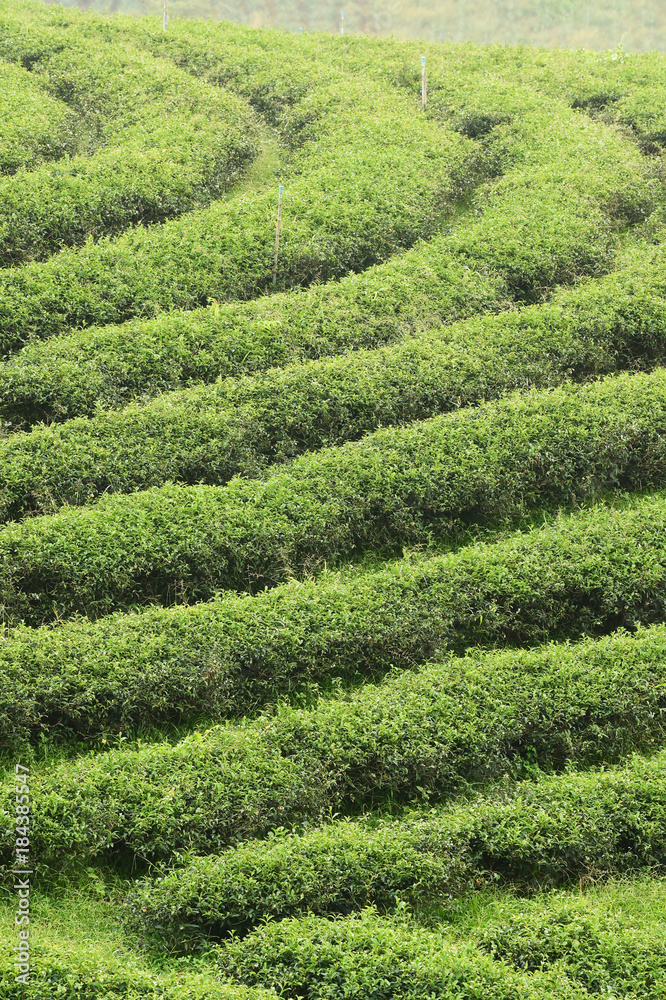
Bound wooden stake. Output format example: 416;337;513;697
163;0;168;31
272;185;284;286
340;10;344;35
421;56;427;110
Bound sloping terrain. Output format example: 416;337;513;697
3;3;666;997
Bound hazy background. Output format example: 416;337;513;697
37;1;666;51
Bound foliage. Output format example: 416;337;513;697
0;4;260;263
3;235;666;517
0;59;78;175
123;750;666;950
0;51;478;351
5;3;666;986
477;878;666;997
5;366;666;625
218;907;586;1000
1;484;666;742
3;622;666;870
0;241;509;425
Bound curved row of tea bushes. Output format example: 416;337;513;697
11;1;329;130
127;20;660;279
0;248;509;426
0;108;655;419
0;76;478;353
3;237;666;517
216;908;586;1000
5;623;666;868
4;488;666;742
334;32;666;151
0;14;260;263
220;883;666;1000
3;367;666;626
0;87;260;267
124;750;666;950
0;58;78;175
0;936;272;1000
130;8;666;152
218;877;666;1000
0;10;657;352
478;884;666;995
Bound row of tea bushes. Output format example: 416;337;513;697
0;8;657;352
216;908;586;1000
3;367;666;625
330;31;666;150
3;488;666;742
3;235;666;518
0;58;78;175
124;750;666;950
0;246;510;425
0;75;479;352
0;9;260;263
4;623;666;867
0;103;655;420
131;7;666;152
0;935;271;1000
219;879;666;1000
477;878;666;997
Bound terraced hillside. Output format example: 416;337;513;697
4;2;666;997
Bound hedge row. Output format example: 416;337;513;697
329;31;666;150
5;488;666;743
0;94;654;420
0;940;272;1000
132;7;666;152
0;245;510;426
0;58;77;175
0;76;478;353
220;885;666;1000
4;621;666;868
478;886;666;995
217;908;587;1000
123;750;666;950
3;236;666;517
0;8;656;353
0;113;654;422
0;10;260;264
3;367;666;626
160;17;658;239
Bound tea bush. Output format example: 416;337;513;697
0;8;260;263
4;624;666;869
217;908;586;1000
124;750;666;950
2;235;666;517
0;244;509;425
3;367;666;625
478;880;666;996
0;59;77;175
0;75;478;352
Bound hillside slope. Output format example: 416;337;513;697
3;4;666;997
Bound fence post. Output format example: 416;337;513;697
421;56;427;110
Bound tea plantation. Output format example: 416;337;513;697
5;2;666;996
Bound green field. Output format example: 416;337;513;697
5;2;666;996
